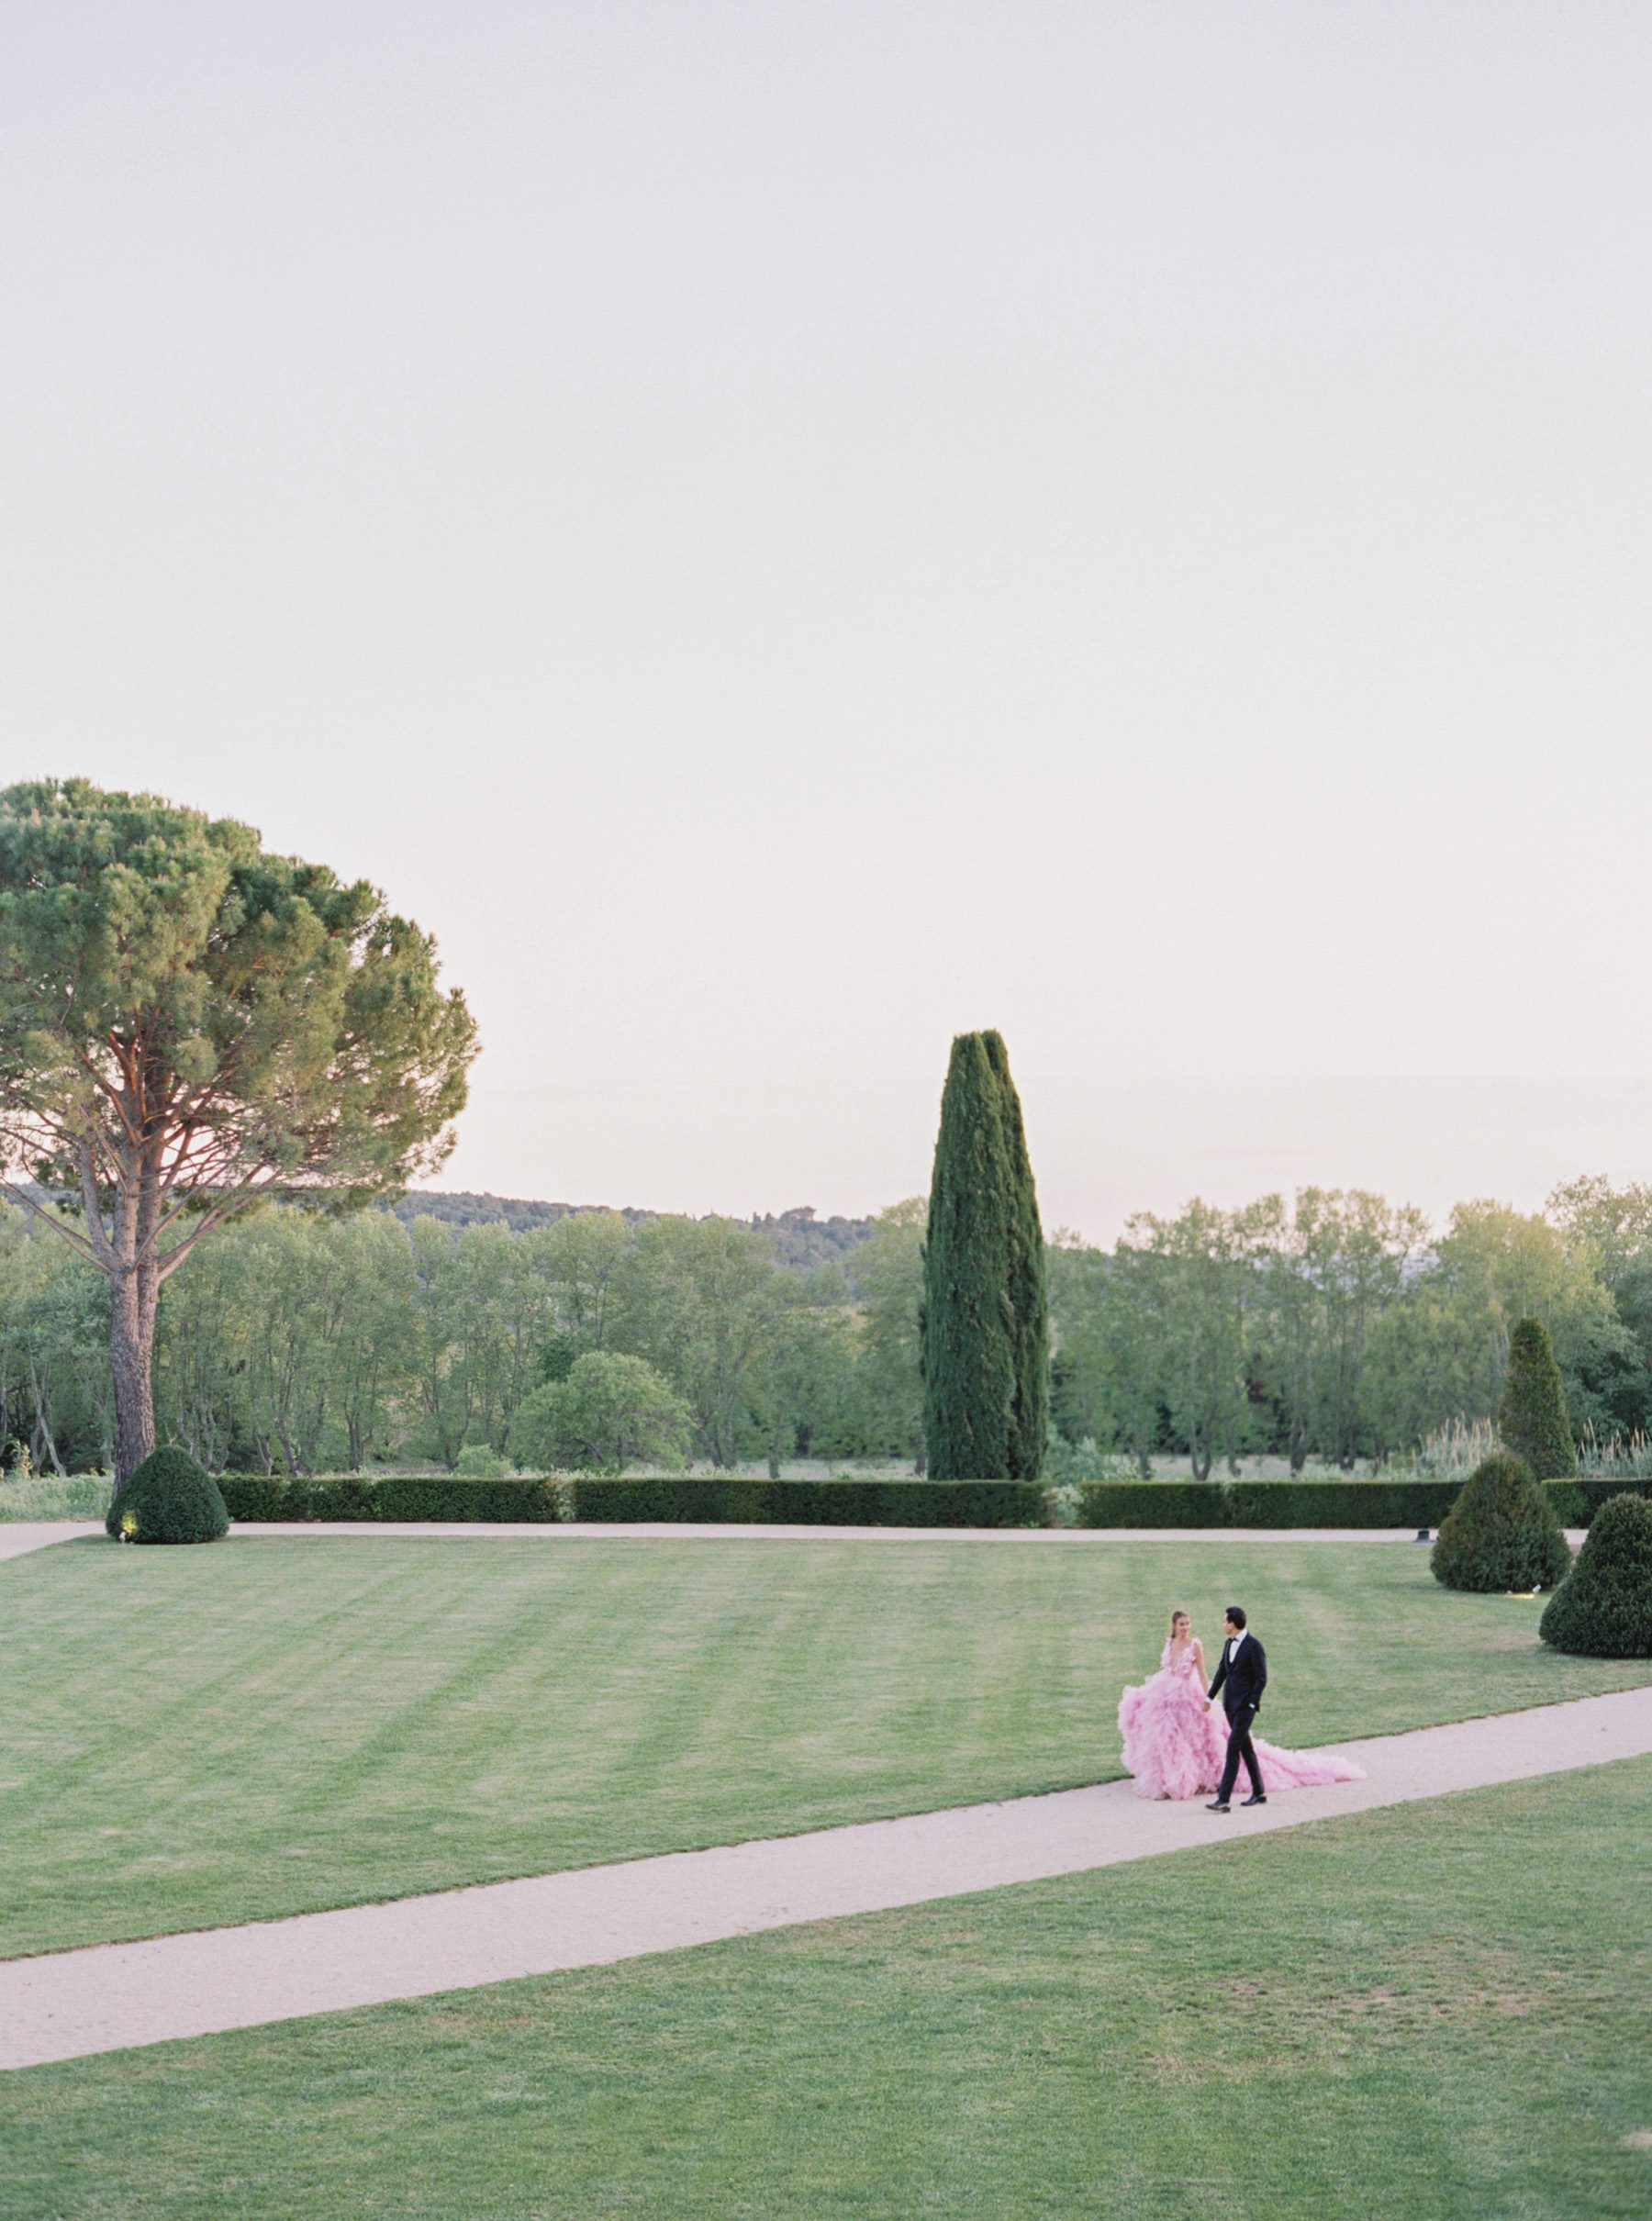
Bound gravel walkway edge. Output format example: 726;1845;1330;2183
4;1519;1566;1552
4;1684;1648;2072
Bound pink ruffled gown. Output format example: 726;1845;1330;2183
1118;1638;1366;1801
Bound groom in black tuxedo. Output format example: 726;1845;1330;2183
1204;1605;1267;1813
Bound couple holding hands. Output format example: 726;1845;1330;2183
1119;1604;1364;1810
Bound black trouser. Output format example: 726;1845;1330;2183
1217;1705;1264;1802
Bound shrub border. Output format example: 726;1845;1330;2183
212;1472;1652;1531
215;1474;1044;1528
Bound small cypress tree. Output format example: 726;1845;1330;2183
1497;1315;1577;1479
1540;1490;1652;1657
982;1030;1049;1480
1431;1449;1571;1593
921;1033;1017;1479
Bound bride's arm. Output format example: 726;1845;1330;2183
1192;1639;1209;1694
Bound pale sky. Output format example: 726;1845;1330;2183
5;5;1652;1241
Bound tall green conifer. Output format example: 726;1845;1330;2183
1498;1315;1578;1479
984;1030;1049;1479
920;1031;1048;1479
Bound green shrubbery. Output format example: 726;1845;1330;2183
1431;1451;1571;1592
1539;1490;1652;1657
106;1448;228;1546
214;1473;1044;1527
1075;1479;1466;1528
452;1444;515;1479
207;1470;1622;1531
0;1471;114;1521
216;1475;560;1523
1497;1316;1578;1479
568;1478;1045;1526
509;1353;690;1474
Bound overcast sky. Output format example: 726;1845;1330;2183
5;5;1651;1239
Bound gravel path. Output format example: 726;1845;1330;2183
229;1520;1452;1543
0;1519;1500;1552
0;1521;97;1561
5;1685;1647;2072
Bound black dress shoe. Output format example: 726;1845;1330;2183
1205;1800;1231;1813
1242;1793;1267;1806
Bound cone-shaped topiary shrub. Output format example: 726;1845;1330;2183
1539;1490;1652;1657
1497;1315;1577;1479
106;1447;229;1545
1431;1449;1572;1592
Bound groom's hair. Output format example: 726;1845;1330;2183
1225;1605;1247;1629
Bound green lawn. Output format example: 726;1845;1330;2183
4;1758;1649;2220
5;1534;1648;1959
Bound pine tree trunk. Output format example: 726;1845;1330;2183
105;1138;165;1493
109;1262;158;1489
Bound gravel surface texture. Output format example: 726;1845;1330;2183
5;1684;1646;2071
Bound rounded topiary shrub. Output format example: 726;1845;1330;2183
1431;1450;1572;1593
106;1447;229;1546
1497;1315;1577;1479
1540;1490;1652;1657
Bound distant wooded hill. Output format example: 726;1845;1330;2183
389;1192;878;1273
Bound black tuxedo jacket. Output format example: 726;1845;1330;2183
1207;1633;1267;1721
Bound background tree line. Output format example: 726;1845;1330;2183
5;1177;1652;1479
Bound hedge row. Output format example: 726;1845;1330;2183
217;1475;561;1523
1075;1479;1651;1529
1074;1479;1465;1529
571;1478;1046;1526
215;1474;1045;1527
212;1472;1652;1530
1565;1478;1652;1523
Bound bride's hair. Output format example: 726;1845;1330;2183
1168;1607;1189;1634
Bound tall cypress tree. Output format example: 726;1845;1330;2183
984;1029;1049;1479
920;1031;1047;1479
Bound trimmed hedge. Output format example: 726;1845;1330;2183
217;1476;560;1523
214;1474;1044;1527
568;1479;1045;1526
107;1448;228;1545
1431;1452;1572;1594
1568;1479;1652;1525
1074;1479;1466;1529
1497;1315;1578;1479
1540;1490;1652;1657
206;1471;1652;1531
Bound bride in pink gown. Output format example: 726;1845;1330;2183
1118;1610;1366;1801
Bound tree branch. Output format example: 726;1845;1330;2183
0;1177;106;1268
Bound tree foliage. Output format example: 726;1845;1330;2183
0;779;476;1480
851;1200;927;1467
1430;1451;1572;1593
984;1030;1049;1481
510;1351;689;1474
1539;1490;1652;1657
920;1032;1046;1480
14;1168;1652;1486
1497;1315;1577;1479
105;1445;228;1545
